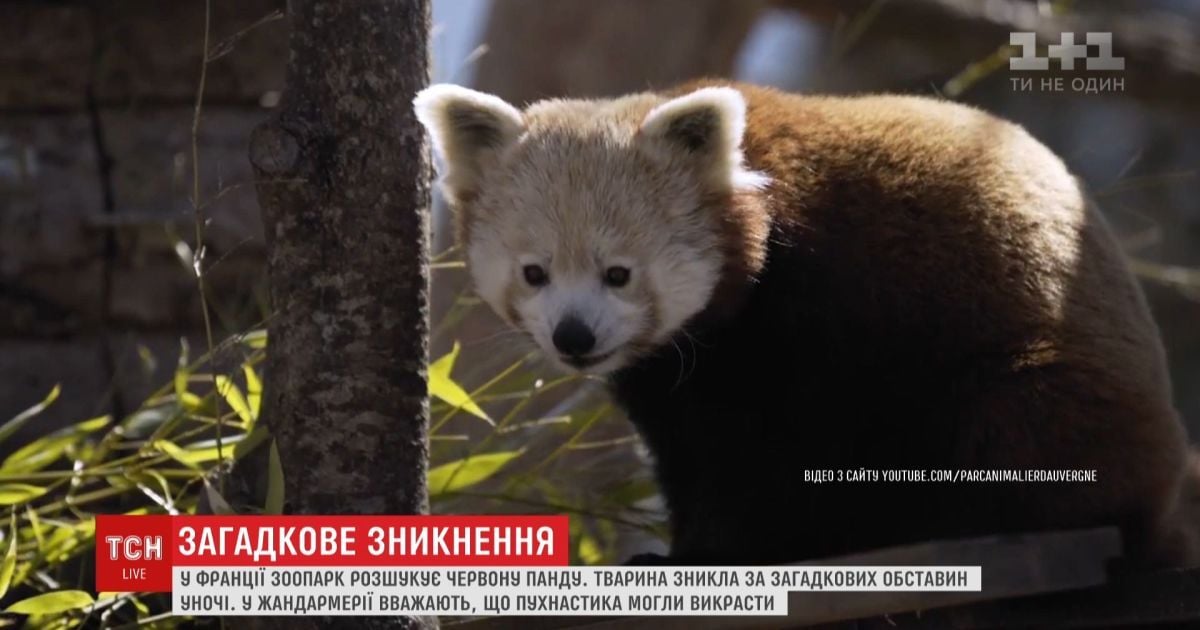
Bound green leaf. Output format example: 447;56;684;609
428;451;522;495
0;385;60;445
264;441;284;515
1;415;110;474
215;376;253;425
124;407;175;437
241;329;268;349
430;342;461;379
71;416;110;434
76;519;95;538
203;482;235;515
0;484;49;505
135;344;156;375
104;475;134;490
178;391;204;411
429;342;490;422
0;513;17;599
153;440;226;469
578;533;603;565
172;434;248;452
1;435;78;474
139;469;175;511
6;590;95;615
174;370;189;400
173;352;197;412
233;426;269;460
243;365;262;423
25;506;44;551
37;520;93;565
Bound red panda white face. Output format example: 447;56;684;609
414;85;767;374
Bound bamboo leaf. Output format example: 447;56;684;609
430;341;461;379
173;369;189;401
178;391;204;411
71;416;110;434
428;451;522;495
429;342;490;422
152;440;198;470
0;435;78;474
203;482;235;515
241;329;268;349
25;506;44;551
578;533;603;565
0;513;17;599
1;415;110;474
265;441;284;515
6;590;94;615
232;429;265;462
0;484;49;505
233;426;269;460
138;470;176;513
214;376;252;425
173;358;201;411
152;440;227;470
37;520;93;565
242;365;262;423
0;385;60;445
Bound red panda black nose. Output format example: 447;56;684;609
552;316;596;357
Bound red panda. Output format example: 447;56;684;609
413;79;1199;568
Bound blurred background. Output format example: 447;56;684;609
1;0;1198;571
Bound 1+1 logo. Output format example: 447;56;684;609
1008;32;1125;94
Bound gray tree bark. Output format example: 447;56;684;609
246;0;433;627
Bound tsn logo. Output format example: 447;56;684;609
105;535;163;561
1009;32;1125;71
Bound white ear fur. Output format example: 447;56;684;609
639;87;767;191
413;84;524;202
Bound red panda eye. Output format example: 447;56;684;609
604;266;631;288
522;264;549;287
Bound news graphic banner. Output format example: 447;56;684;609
96;515;982;617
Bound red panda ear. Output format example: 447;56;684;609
638;87;766;192
413;84;524;204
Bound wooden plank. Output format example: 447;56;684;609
452;527;1120;629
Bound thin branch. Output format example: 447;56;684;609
189;0;227;494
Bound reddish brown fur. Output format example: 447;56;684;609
613;80;1200;567
417;78;1199;567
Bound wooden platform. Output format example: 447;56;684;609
452;527;1200;629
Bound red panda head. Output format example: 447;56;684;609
414;84;769;373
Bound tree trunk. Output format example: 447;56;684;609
247;0;433;626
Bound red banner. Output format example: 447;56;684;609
96;515;570;593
